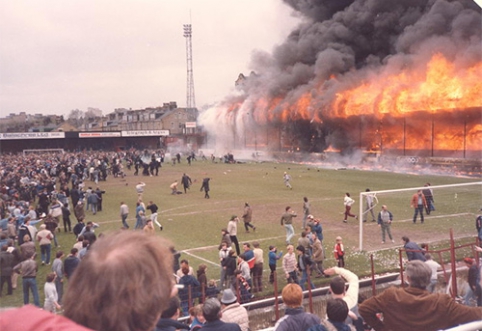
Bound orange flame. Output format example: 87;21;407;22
222;53;481;153
332;53;482;117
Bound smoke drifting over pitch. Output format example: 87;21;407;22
199;0;481;156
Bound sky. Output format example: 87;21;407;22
0;0;299;117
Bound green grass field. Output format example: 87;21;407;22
1;159;480;308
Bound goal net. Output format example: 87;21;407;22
358;181;482;251
23;148;65;157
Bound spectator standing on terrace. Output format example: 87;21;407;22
176;259;195;281
297;231;311;256
273;283;320;331
343;192;357;223
280;206;297;245
188;304;205;331
302;197;310;229
364;188;377;222
200;298;241;331
325;298;356;331
359;260;482;331
252;241;264;292
476;208;482;244
231;270;252;304
178;266;201;315
282;245;298;284
334;236;345;268
227;216;240;255
424;253;441;293
325;266;361;330
242;242;255;274
309;216;323;243
220;289;250;331
402;236;426;262
464;257;482;307
219;229;232;250
241;202;255;233
120;201;129;229
378;205;395;244
63;231;177;331
296;245;315;291
283;172;292;190
268;245;282;284
237;254;252;289
154;296;189;331
222;250;237;289
311;235;326;277
411;190;427;224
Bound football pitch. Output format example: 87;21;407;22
2;159;481;308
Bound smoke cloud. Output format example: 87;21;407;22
199;0;481;154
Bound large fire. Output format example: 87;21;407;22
230;53;482;155
201;1;481;158
331;53;482;117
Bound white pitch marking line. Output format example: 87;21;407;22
182;251;220;267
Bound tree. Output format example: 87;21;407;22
68;109;84;128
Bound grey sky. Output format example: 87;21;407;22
0;0;299;117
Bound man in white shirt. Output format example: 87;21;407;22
424;253;441;293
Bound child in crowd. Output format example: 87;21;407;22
333;236;345;268
188;304;205;330
205;279;220;299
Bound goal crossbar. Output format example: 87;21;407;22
358;181;482;251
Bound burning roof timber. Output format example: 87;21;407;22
199;0;482;156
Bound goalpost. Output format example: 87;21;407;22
23;148;65;156
358;181;482;251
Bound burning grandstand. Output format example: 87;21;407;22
199;0;482;162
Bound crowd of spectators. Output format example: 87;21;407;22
0;150;481;331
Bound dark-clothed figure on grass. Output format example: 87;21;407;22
200;178;211;199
